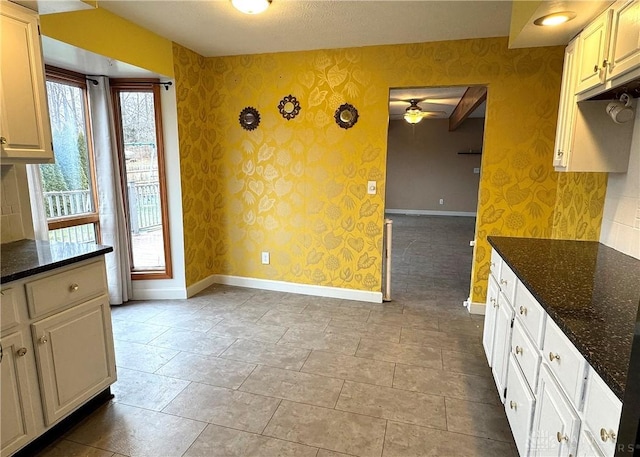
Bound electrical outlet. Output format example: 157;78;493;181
261;252;270;265
439;198;444;205
473;167;480;174
367;181;376;195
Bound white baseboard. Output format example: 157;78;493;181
385;209;476;217
131;288;188;300
189;274;383;303
463;299;486;315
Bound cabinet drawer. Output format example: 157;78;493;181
582;369;622;457
498;261;517;306
514;283;546;348
25;259;107;319
543;318;588;409
1;287;21;333
505;355;535;457
511;318;541;393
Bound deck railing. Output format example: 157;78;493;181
43;180;161;237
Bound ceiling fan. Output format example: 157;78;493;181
388;98;452;124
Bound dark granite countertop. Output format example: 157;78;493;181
1;239;113;284
488;237;640;401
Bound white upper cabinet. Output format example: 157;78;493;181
607;0;640;80
553;39;579;169
576;10;611;94
576;0;640;97
0;1;53;163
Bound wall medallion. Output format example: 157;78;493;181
239;106;260;131
278;95;301;120
334;103;359;129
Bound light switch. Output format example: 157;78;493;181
367;181;377;195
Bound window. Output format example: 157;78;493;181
111;80;172;279
41;67;99;243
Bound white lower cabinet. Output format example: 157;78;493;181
0;331;37;456
505;355;536;457
492;291;513;402
483;249;623;457
483;275;500;367
0;257;116;455
531;365;581;457
32;295;116;426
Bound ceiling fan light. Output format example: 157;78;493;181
231;0;271;14
404;99;424;124
533;11;576;26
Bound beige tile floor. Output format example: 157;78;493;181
37;216;517;457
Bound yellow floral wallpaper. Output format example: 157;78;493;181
173;37;607;303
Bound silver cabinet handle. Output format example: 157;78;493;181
16;347;27;357
594;64;599;73
557;432;568;443
0;342;2;363
500;278;507;286
0;137;6;145
509;401;517;410
38;335;48;345
515;346;523;355
519;306;527;316
600;428;616;442
490;298;498;308
549;352;560;362
69;283;79;292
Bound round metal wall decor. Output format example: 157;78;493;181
239;106;260;131
334;103;359;129
278;95;301;120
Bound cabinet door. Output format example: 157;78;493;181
531;365;580;457
31;295;116;426
576;10;611;93
0;2;53;163
505;355;535;457
607;0;640;80
1;331;37;456
491;293;513;403
554;39;579;170
577;430;605;457
483;276;500;367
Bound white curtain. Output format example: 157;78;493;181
87;76;131;305
26;165;49;241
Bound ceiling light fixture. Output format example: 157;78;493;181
533;11;577;26
231;0;271;14
404;99;424;124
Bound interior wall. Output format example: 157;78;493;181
173;37;608;303
385;118;483;214
600;114;640;259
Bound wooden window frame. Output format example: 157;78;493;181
44;66;101;243
111;79;173;280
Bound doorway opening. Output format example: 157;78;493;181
383;86;487;308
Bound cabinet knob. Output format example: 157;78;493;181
515;346;523;356
500;278;507;286
594;64;599;73
602;59;609;70
69;283;79;292
509;400;517;410
557;150;564;157
519;306;527;316
549;352;560;362
600;428;616;442
557;432;569;443
38;335;48;345
490;298;498;308
16;347;27;357
0;137;6;145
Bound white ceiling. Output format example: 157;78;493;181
98;0;513;58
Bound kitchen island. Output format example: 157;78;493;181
1;239;115;456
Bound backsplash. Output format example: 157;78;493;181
1;165;25;243
599;114;640;259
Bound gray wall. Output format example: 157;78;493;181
385;118;484;214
